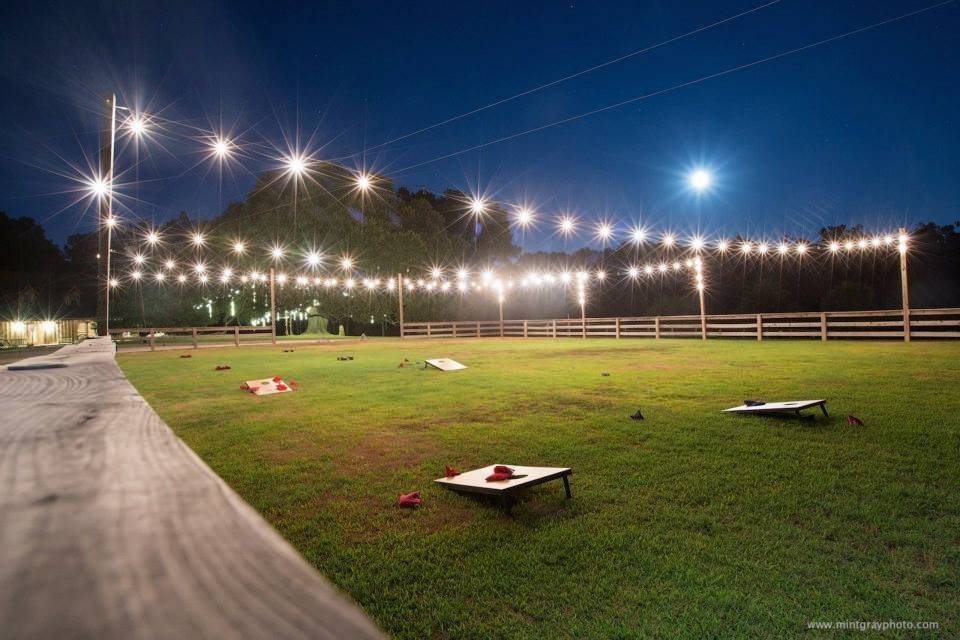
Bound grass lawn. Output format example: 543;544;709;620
118;338;960;639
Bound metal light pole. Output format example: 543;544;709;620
98;94;117;336
498;295;504;337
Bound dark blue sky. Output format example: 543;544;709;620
1;0;957;250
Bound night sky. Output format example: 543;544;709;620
1;0;957;250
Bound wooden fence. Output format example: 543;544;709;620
402;307;960;341
108;325;275;350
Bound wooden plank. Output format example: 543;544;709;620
0;338;383;639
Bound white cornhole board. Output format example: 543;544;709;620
723;399;827;417
425;358;467;371
244;378;292;396
435;465;573;513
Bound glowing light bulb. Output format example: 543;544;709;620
516;207;534;228
716;239;729;253
356;173;371;190
558;216;576;236
690;236;705;251
145;231;160;245
662;233;676;248
627;266;640;279
270;245;285;260
630;227;647;244
191;232;205;247
688;169;712;192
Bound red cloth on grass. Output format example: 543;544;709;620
398;491;421;508
272;375;283;383
275;383;288;391
444;465;460;478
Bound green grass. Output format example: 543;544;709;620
118;338;960;639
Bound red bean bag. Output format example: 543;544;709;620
398;491;421;508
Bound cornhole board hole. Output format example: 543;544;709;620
425;358;467;371
244;378;292;396
723;399;828;418
435;465;572;513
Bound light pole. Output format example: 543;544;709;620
98;94;117;336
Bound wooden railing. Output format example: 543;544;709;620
109;325;275;350
402;308;960;341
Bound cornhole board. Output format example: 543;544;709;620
425;358;467;371
244;378;292;396
723;399;828;418
435;465;572;513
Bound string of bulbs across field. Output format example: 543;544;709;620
82;92;915;340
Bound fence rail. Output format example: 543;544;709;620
108;325;276;350
402;308;960;341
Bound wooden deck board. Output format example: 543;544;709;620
0;338;383;639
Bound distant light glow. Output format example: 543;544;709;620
340;256;354;271
627;266;640;279
690;236;705;252
630;227;647;244
232;240;246;255
270;245;285;260
595;222;614;242
688;169;712;192
829;241;840;253
132;253;145;265
356;173;371;191
127;115;147;137
191;232;205;247
145;231;160;245
469;198;487;217
286;154;307;176
661;233;676;248
515;207;534;228
558;215;577;237
716;239;729;253
306;251;322;268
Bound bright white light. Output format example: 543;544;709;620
154;272;165;283
672;261;682;271
104;216;117;228
630;227;647;244
857;239;868;250
132;254;145;265
871;237;881;248
658;263;668;273
221;268;233;282
688;169;712;192
469;198;487;217
690;236;705;252
430;266;443;280
662;233;676;248
340;256;353;271
286;155;307;176
595;222;614;242
191;232;205;247
296;276;308;286
193;263;207;275
199;274;209;284
560;272;572;284
145;231;160;245
883;235;894;245
644;265;654;275
796;243;808;255
741;242;753;255
127;115;147;137
778;242;789;255
344;278;356;289
177;274;187;283
515;207;534;228
164;259;175;270
627;266;640;279
306;251;322;268
232;240;246;255
716;239;729;253
212;137;232;158
757;243;769;255
277;273;287;284
89;177;110;199
131;270;142;281
109;278;119;288
270;245;285;260
356;173;371;191
558;215;577;237
481;269;493;282
844;241;855;251
456;267;469;280
595;270;606;281
829;241;840;253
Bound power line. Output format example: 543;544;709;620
352;0;782;155
392;0;956;175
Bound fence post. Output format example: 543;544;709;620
192;327;198;349
476;320;480;337
615;317;621;339
427;323;432;339
234;325;240;347
453;323;457;338
552;319;557;338
654;317;661;340
269;268;277;346
523;319;528;338
149;330;155;352
899;228;910;342
756;314;763;341
820;313;828;341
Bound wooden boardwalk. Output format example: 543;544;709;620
0;338;383;639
